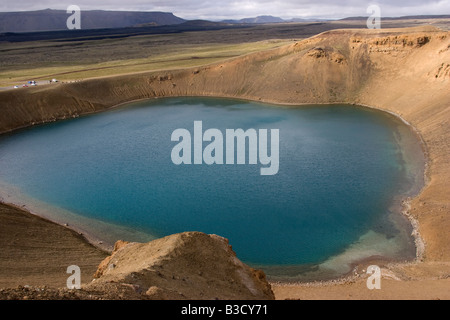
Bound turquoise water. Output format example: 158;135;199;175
0;97;423;279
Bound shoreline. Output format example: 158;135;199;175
0;198;115;254
0;180;159;254
0;27;449;298
0;98;428;285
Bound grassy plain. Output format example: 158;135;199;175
2;18;448;87
0;37;292;86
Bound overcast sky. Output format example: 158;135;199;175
1;0;449;20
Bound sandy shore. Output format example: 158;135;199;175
0;26;449;299
0;202;108;288
1;200;449;299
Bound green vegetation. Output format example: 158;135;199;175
0;31;292;87
2;17;447;88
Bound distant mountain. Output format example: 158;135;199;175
221;14;450;25
286;18;332;22
0;9;185;33
340;14;450;21
222;15;332;24
179;20;231;27
222;15;285;24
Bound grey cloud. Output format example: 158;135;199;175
0;0;448;19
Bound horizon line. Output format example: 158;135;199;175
0;8;449;22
